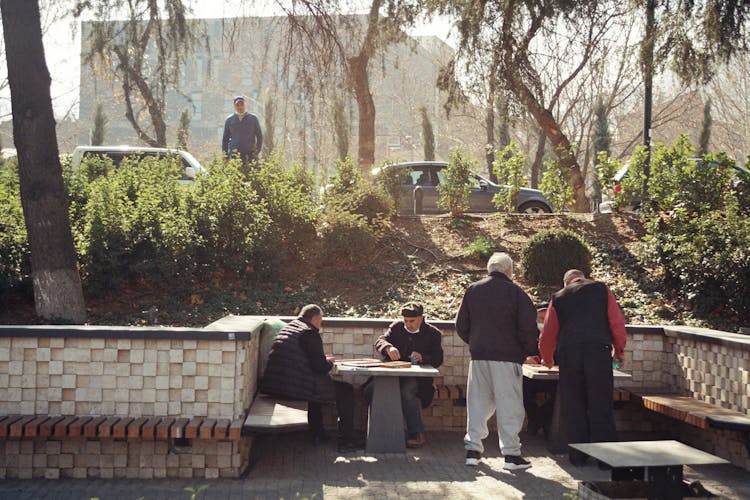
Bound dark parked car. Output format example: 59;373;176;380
374;161;553;214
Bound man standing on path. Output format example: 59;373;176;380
221;95;263;173
371;302;443;448
538;269;627;466
456;252;539;469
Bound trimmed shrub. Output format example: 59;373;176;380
522;229;591;286
76;155;194;289
0;158;30;295
246;156;318;270
318;209;379;265
184;157;271;277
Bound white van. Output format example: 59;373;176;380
71;145;206;181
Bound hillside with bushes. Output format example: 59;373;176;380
1;138;748;332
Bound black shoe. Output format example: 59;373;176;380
503;455;532;470
465;450;482;466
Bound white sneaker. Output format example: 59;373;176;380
465;450;481;466
503;455;532;470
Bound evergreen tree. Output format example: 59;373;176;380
698;98;712;155
591;96;611;208
420;105;435;161
591;96;611;158
176;108;190;149
263;96;275;157
333;97;349;161
90;102;108;146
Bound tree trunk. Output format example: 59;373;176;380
349;53;375;172
530;129;546;189
1;0;86;323
485;89;496;182
508;74;590;211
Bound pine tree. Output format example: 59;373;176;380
698;98;712;156
263;96;275;157
176;108;190;149
333;98;349;161
420;105;435;161
90;103;108;146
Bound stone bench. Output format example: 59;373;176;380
627;389;750;455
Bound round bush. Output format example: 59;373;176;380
522;229;591;286
318;210;378;266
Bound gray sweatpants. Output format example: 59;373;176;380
464;359;525;456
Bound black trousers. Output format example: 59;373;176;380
557;343;617;454
522;378;556;433
308;380;355;442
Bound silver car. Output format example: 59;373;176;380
375;161;553;214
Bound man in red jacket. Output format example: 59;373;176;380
539;269;627;466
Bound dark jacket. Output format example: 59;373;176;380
222;112;262;161
259;318;336;403
375;320;443;408
455;271;538;363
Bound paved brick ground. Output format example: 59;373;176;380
1;431;749;499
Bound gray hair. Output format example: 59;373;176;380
299;304;323;321
487;252;513;277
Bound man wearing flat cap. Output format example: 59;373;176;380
373;302;443;448
221;95;263;172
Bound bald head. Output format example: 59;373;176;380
563;269;586;287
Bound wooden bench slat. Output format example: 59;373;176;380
127;417;149;439
0;415;23;437
170;418;190;439
68;416;93;437
142;417;161;439
156;418;175;440
639;394;747;430
185;417;203;439
98;417;122;438
229;418;243;441
199;418;217;440
25;416;51;437
10;416;37;437
39;416;65;438
84;416;108;438
53;416;78;438
113;417;133;438
214;419;231;440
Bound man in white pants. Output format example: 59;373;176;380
455;252;539;469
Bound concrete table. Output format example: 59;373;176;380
335;363;439;453
522;364;631;454
570;440;729;500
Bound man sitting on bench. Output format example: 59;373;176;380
260;304;362;452
369;302;444;448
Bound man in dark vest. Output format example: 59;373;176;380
371;302;443;448
221;95;263;170
539;269;627;466
260;304;360;452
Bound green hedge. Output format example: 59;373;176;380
521;229;591;286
